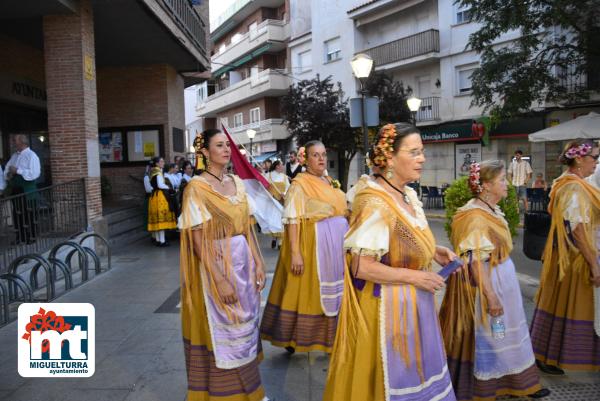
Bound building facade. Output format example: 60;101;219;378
0;0;210;234
198;0;292;161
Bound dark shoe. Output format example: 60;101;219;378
157;242;169;247
536;359;564;375
528;388;550;398
271;240;276;249
285;346;295;354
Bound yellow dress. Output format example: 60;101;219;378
325;177;454;401
530;173;600;371
147;169;177;231
260;173;348;353
179;175;265;401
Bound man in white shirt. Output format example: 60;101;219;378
4;134;41;244
286;151;303;179
507;149;533;212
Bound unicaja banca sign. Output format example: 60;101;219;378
18;303;95;377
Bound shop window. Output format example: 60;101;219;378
99;125;162;164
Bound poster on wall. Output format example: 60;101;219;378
99;132;123;163
455;143;482;179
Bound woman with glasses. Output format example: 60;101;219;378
260;140;349;354
530;139;600;374
324;123;457;401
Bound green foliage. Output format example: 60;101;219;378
458;0;600;121
364;71;413;125
444;176;520;239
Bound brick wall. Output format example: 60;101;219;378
96;63;185;200
43;0;102;221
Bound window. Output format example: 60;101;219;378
234;113;243;128
248;21;258;32
250;65;259;78
298;50;312;72
456;6;472;24
250;108;261;124
456;65;477;94
99;126;162;164
231;32;243;44
324;37;341;63
218;43;226;54
196;82;207;103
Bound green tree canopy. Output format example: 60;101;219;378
460;0;600;120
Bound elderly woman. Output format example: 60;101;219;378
178;129;267;401
260;140;348;354
324;123;458;401
530;140;600;374
439;160;549;400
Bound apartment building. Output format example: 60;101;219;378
290;0;600;186
198;0;292;160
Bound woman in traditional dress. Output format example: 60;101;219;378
324;123;457;401
265;160;290;249
178;128;268;401
530;140;600;374
260;140;348;354
439;160;549;400
147;156;177;247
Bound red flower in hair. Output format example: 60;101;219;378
468;162;482;194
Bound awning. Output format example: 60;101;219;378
212;43;273;77
252;151;280;163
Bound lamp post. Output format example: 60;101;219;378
351;53;374;174
407;95;422;125
246;129;256;157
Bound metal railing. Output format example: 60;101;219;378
0;179;87;273
360;29;440;67
415;96;440;122
162;0;206;53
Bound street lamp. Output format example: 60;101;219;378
407;95;422;125
351;53;374;174
246;129;256;156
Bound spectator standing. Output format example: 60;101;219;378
286;150;303;179
507;149;533;211
532;173;547;190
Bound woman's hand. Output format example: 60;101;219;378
485;291;504;317
216;279;238;304
409;270;445;294
434;246;458;267
291;251;304;275
255;264;266;291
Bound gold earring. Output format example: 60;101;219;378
385;168;393;180
205;157;210;170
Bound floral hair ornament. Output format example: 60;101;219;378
371;124;397;169
468;162;482;194
193;132;206;171
564;143;592;159
297;146;306;166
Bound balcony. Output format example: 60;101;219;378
348;0;427;27
415;97;440;123
227;118;289;145
161;0;206;55
198;69;291;117
212;19;290;73
360;29;439;70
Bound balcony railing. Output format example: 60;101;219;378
0;179;88;273
361;29;440;67
162;0;206;53
415;97;440;122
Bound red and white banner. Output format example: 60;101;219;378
221;123;283;234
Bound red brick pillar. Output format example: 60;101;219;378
43;0;103;225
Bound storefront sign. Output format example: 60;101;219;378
420;121;478;143
0;74;47;109
455;143;482;179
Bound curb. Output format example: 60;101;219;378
425;213;525;228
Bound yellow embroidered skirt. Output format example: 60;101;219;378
147;191;177;232
260;221;338;353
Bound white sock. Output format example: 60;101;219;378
158;230;165;243
152;231;158;241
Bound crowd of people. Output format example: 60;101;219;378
169;126;599;401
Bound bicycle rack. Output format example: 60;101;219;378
49;241;88;284
79;233;111;271
0;280;9;325
9;254;54;301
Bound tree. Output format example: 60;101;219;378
460;0;600;121
364;71;413;125
281;75;359;190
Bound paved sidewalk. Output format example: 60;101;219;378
0;223;597;401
